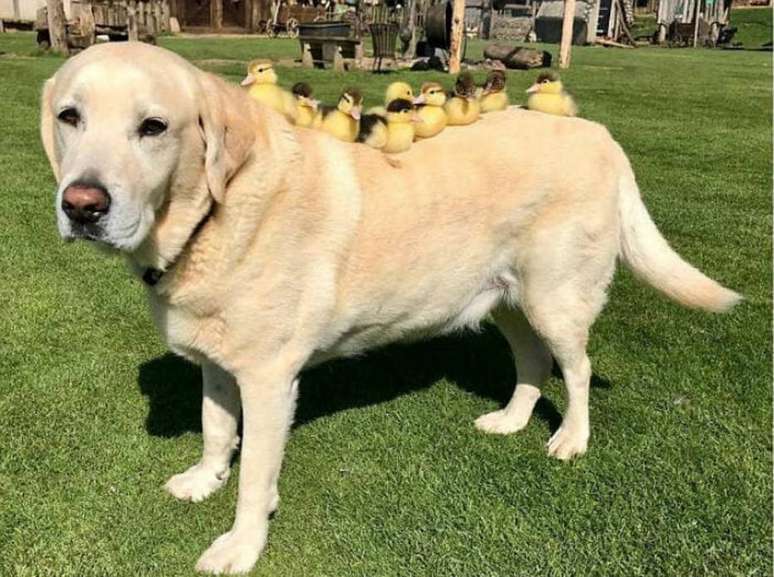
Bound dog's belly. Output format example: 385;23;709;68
310;271;519;366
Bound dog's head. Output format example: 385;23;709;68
41;42;255;252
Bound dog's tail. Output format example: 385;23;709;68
617;159;741;313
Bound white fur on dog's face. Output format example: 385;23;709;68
43;45;202;251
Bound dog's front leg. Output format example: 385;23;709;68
165;361;241;503
196;365;299;575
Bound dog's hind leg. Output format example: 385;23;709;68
475;305;552;435
523;264;613;460
165;361;241;503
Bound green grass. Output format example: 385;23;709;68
730;7;773;48
0;31;771;577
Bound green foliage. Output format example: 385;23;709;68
0;31;770;577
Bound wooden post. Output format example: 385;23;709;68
692;0;700;46
127;0;139;40
559;0;576;68
137;0;145;31
656;0;667;42
405;0;418;59
250;0;260;32
80;0;96;46
161;0;171;32
46;0;68;54
146;0;157;35
448;0;465;74
154;0;164;33
211;0;223;30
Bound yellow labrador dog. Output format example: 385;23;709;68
41;43;739;574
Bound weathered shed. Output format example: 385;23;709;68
170;0;271;31
534;0;633;44
656;0;732;45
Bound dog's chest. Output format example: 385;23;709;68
148;294;226;364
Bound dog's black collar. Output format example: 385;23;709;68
141;203;214;288
142;267;164;286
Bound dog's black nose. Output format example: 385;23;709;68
61;183;111;224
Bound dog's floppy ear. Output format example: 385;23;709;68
40;76;61;182
197;73;256;204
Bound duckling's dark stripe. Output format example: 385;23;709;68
357;114;387;143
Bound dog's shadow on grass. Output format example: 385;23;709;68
138;325;611;438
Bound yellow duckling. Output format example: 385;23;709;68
291;82;319;128
357;99;418;154
526;72;577;117
241;59;297;122
478;70;509;113
314;88;362;143
444;72;480;126
367;81;415;116
413;82;447;140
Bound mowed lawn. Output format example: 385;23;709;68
0;12;771;576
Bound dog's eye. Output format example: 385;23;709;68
139;118;167;137
57;107;80;127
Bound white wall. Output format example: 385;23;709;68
1;0;72;23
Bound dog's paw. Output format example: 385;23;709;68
164;463;230;503
546;425;589;461
195;528;266;575
475;409;530;435
268;488;279;515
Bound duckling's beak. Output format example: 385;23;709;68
350;106;362;120
240;74;256;87
413;94;426;105
411;112;423;123
526;83;540;94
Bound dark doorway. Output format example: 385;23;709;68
223;0;247;27
182;0;211;27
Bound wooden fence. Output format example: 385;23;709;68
124;0;170;37
70;0;170;41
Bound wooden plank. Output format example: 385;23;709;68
594;36;634;47
692;0;700;47
80;0;96;45
559;0;576;68
154;0;163;32
211;0;223;30
127;0;139;40
448;0;465;74
249;0;260;32
46;0;68;54
161;0;170;32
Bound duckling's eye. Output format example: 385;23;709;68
57;107;80;127
139;117;167;137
